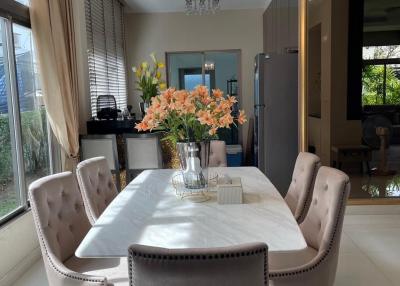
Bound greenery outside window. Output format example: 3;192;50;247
362;45;400;105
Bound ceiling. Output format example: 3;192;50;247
124;0;270;13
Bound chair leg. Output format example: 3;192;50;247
366;161;371;177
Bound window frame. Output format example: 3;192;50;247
0;0;58;226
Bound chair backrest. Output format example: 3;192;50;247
124;133;163;170
97;94;117;112
128;243;268;286
29;172;91;263
285;152;321;223
209;140;227;167
300;166;350;283
269;167;350;286
80;135;119;171
76;157;118;225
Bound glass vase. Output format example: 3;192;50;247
176;141;210;189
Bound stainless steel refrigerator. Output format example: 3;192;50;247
254;53;298;195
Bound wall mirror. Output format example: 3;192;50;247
166;50;241;144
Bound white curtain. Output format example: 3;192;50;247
30;0;80;170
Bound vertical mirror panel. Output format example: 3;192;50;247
166;50;241;144
167;52;204;90
13;24;50;189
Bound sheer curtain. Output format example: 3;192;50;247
29;0;79;170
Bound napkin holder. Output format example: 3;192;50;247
217;177;243;204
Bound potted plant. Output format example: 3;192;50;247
136;85;247;189
132;53;167;118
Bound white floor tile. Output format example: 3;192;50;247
346;228;400;254
339;232;362;254
364;250;400;286
334;253;394;286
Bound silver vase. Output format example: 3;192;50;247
176;141;210;189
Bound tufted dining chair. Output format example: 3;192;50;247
285;152;321;223
80;134;121;191
128;243;268;286
77;157;118;225
209;140;227;167
29;172;128;286
269;166;350;286
123;133;163;183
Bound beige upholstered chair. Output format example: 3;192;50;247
29;172;128;286
123;133;163;182
209;140;227;167
269;166;350;286
128;243;268;286
285;152;321;223
77;157;118;225
80;134;121;191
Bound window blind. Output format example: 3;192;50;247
85;0;127;116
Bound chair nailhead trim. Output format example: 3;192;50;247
270;179;349;279
128;247;269;286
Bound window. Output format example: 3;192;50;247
0;1;52;224
85;0;127;116
362;46;400;105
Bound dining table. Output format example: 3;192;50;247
75;167;307;258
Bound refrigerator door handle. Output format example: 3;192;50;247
254;104;266;108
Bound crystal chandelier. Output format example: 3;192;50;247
185;0;221;15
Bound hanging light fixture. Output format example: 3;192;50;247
185;0;221;15
204;61;215;71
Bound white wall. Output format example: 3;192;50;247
125;9;264;147
0;212;40;286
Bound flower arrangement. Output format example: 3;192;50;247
135;85;247;142
132;53;167;103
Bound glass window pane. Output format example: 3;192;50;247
362;65;385;105
0;18;21;218
385;64;400;104
13;24;50;188
15;0;30;6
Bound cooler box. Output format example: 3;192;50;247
226;145;243;167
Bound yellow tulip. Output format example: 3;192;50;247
156;71;161;79
159;82;167;90
141;61;148;69
157;62;165;69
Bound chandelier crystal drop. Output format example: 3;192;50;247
185;0;220;15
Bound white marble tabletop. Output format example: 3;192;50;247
76;167;307;258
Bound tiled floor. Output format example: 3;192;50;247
12;207;400;286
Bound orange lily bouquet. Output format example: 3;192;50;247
135;85;247;142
